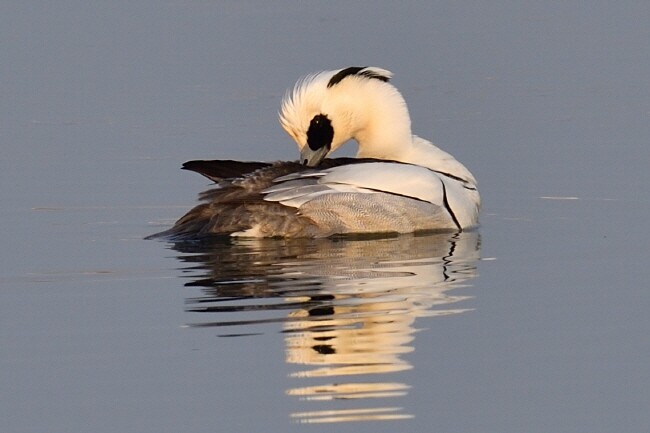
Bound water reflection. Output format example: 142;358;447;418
170;232;481;423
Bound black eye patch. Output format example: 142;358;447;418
307;114;334;151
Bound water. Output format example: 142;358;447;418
177;232;480;423
2;2;650;432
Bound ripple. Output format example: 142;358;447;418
167;231;481;423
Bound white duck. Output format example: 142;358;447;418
150;66;480;239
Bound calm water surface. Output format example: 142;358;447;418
2;2;650;433
176;232;480;423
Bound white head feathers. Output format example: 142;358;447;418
279;66;394;145
279;66;414;166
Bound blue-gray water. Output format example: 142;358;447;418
2;2;649;432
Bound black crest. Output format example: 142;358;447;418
327;66;390;88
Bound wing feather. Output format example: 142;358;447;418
318;163;446;204
263;162;443;206
261;162;479;228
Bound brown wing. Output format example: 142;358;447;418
182;160;273;182
181;157;388;182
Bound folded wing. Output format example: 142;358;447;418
263;162;479;230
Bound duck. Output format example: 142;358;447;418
149;66;480;239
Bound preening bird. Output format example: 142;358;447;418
149;66;480;239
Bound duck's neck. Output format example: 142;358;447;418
346;82;476;185
349;83;414;161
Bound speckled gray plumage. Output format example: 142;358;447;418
148;159;458;240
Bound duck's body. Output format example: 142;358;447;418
150;67;480;239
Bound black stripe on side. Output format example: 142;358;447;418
441;179;462;231
323;157;475;188
350;186;431;204
432;169;470;184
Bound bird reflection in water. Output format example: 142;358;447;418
171;231;481;423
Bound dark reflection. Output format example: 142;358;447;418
170;232;481;423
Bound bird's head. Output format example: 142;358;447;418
279;66;395;166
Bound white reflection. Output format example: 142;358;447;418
291;407;413;423
173;231;480;423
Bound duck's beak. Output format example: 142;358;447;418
300;146;330;167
